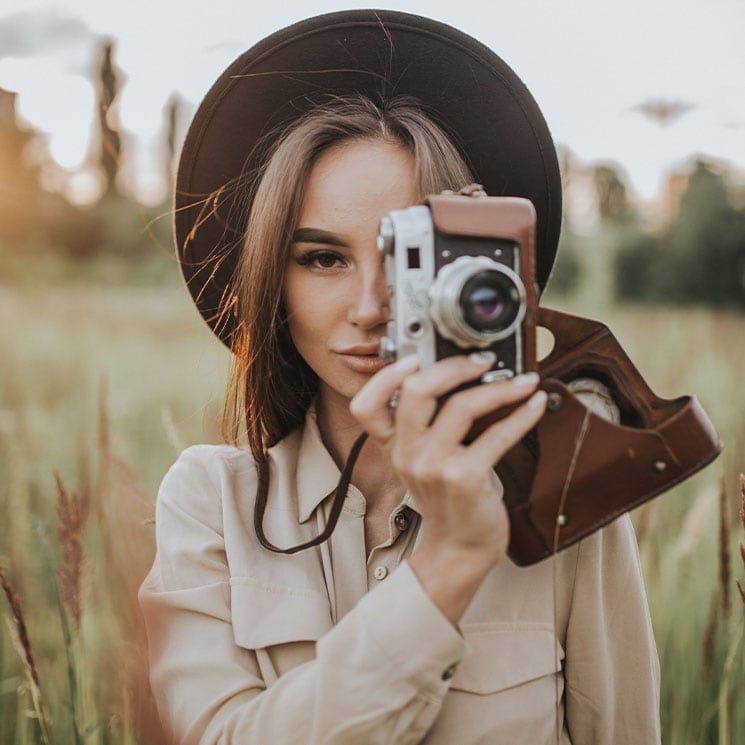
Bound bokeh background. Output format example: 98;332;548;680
1;2;744;743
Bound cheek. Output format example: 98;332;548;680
284;272;349;330
283;274;334;349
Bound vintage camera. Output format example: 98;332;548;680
377;191;538;381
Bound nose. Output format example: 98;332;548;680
347;259;390;329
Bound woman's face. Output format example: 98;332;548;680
284;138;418;410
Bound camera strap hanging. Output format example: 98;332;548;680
253;431;368;554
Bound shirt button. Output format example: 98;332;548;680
441;663;458;681
373;565;388;581
394;511;410;532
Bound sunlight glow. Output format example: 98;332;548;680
0;58;95;169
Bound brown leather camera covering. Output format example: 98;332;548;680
427;194;539;372
498;307;723;566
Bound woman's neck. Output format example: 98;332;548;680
316;392;406;512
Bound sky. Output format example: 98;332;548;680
1;0;744;205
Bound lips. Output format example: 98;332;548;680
337;343;381;356
335;343;389;374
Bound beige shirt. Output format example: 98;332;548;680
139;408;661;745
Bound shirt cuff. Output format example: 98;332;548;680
359;560;467;696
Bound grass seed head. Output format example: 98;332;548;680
55;470;86;632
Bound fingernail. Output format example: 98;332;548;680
394;354;420;372
468;350;497;365
512;372;539;386
527;390;548;409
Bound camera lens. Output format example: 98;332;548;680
429;255;526;347
460;271;521;332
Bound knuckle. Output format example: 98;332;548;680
348;394;364;419
440;460;467;487
399;375;425;399
440;390;477;421
408;458;433;485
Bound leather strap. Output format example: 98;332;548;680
254;432;368;554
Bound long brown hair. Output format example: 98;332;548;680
223;94;473;461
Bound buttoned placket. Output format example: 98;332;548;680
367;504;419;588
320;482;421;623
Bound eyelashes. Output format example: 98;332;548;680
294;249;346;270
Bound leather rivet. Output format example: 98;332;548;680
547;392;563;412
653;460;667;473
557;514;568;527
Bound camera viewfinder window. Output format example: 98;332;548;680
407;247;421;269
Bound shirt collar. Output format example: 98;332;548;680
284;405;423;524
293;405;345;523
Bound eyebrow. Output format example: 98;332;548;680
292;227;348;247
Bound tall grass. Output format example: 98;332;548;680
1;277;744;743
1;279;228;744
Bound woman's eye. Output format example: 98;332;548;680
297;250;345;269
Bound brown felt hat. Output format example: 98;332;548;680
175;9;563;346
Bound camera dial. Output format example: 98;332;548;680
429;255;526;348
377;217;395;256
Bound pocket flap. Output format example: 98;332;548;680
230;577;332;649
451;623;561;694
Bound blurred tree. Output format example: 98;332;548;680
97;40;123;198
0;88;45;248
567;163;640;308
164;93;182;190
594;163;636;225
0;87;87;258
543;145;584;298
614;159;745;308
546;227;583;298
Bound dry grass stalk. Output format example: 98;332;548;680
160;402;185;454
718;476;731;618
0;567;41;689
94;376;112;522
1;568;52;745
738;473;745;605
108;452;152;514
77;447;92;527
676;484;717;558
701;590;718;682
55;471;86;632
97;375;111;464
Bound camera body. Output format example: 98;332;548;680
378;192;538;380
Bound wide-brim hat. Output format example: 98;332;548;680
175;8;563;346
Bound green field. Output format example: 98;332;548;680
1;275;743;744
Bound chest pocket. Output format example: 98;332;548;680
229;576;333;649
451;622;561;694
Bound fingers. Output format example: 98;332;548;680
351;351;498;439
349;354;420;438
352;350;543;452
425;372;541;448
392;352;500;442
464;389;547;466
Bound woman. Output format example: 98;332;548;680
140;10;660;745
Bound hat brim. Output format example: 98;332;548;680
175;9;562;345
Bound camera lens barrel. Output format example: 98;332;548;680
429;256;526;348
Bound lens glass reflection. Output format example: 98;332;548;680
460;271;520;332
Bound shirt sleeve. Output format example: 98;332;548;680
138;447;466;745
563;514;661;745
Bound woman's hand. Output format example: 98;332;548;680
350;351;546;624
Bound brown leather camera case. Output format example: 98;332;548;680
498;307;723;566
